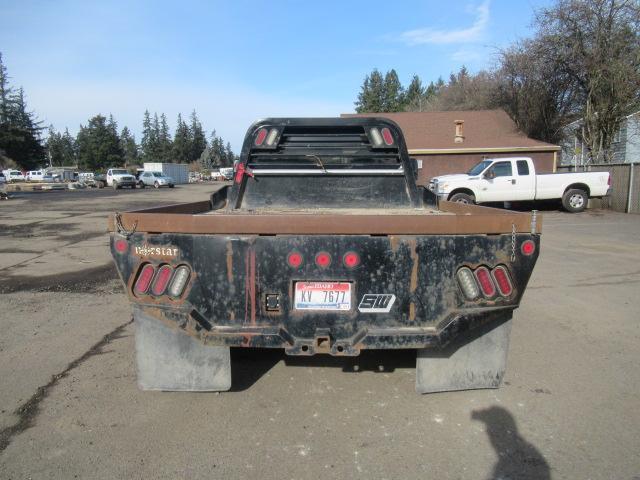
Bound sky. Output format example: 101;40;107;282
0;0;553;151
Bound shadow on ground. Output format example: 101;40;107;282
229;348;416;392
472;406;551;480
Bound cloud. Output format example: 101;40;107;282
399;1;490;46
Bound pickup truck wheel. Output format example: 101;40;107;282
562;189;588;213
449;193;475;204
112;181;119;190
138;181;145;189
154;181;160;189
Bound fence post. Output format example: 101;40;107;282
628;163;635;214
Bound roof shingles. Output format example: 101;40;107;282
342;110;558;150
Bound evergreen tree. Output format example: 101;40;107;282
0;83;45;170
404;75;425;111
75;114;123;170
46;126;64;167
172;113;191;163
158;113;172;162
189;110;207;162
382;69;404;112
60;128;76;165
141;110;155;162
120;126;139;166
224;142;235;167
354;69;385;113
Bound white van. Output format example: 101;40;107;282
26;170;52;182
2;170;26;182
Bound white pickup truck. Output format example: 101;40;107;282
428;157;611;213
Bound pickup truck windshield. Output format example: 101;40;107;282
111;169;128;175
467;160;493;176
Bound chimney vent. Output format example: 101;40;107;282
454;120;464;143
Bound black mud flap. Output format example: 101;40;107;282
134;307;231;391
415;318;512;394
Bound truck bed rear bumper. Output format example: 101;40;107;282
135;304;514;356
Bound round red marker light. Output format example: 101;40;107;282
315;252;332;268
114;239;128;253
287;251;303;268
343;251;360;268
521;240;536;256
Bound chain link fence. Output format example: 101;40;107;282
557;163;639;213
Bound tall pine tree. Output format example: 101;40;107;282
189;110;206;162
120;126;138;166
0;54;45;170
172;113;191;163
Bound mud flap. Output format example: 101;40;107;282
416;318;512;394
134;307;231;391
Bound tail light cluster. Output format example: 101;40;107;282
287;250;360;269
456;265;514;300
369;127;395;147
134;263;191;299
254;127;280;148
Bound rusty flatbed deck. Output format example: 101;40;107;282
108;198;541;235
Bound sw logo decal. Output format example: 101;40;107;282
358;294;396;313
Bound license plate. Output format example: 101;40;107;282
294;282;351;311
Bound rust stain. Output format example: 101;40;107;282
249;248;257;325
226;241;234;283
389;235;400;252
408;238;418;322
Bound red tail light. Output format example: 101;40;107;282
255;128;268;146
315;252;331;268
521;240;535;256
491;266;513;297
134;264;155;295
343;251;360;268
287;251;303;268
474;267;496;298
381;127;394;145
151;265;173;296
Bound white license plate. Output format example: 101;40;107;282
294;282;351;311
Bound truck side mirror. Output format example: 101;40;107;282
484;170;495;180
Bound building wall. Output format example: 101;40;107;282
413;151;556;185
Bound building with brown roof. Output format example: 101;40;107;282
342;110;560;185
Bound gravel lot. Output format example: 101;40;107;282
0;185;639;479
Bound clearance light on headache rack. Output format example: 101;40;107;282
265;128;279;146
381;127;394;145
369;128;383;147
254;128;268;146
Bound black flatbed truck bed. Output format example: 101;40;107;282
109;117;541;393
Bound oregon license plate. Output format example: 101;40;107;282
294;282;351;311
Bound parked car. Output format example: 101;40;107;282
106;168;137;189
429;157;611;213
2;170;25;182
138;171;175;188
0;172;6;184
26;170;54;182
